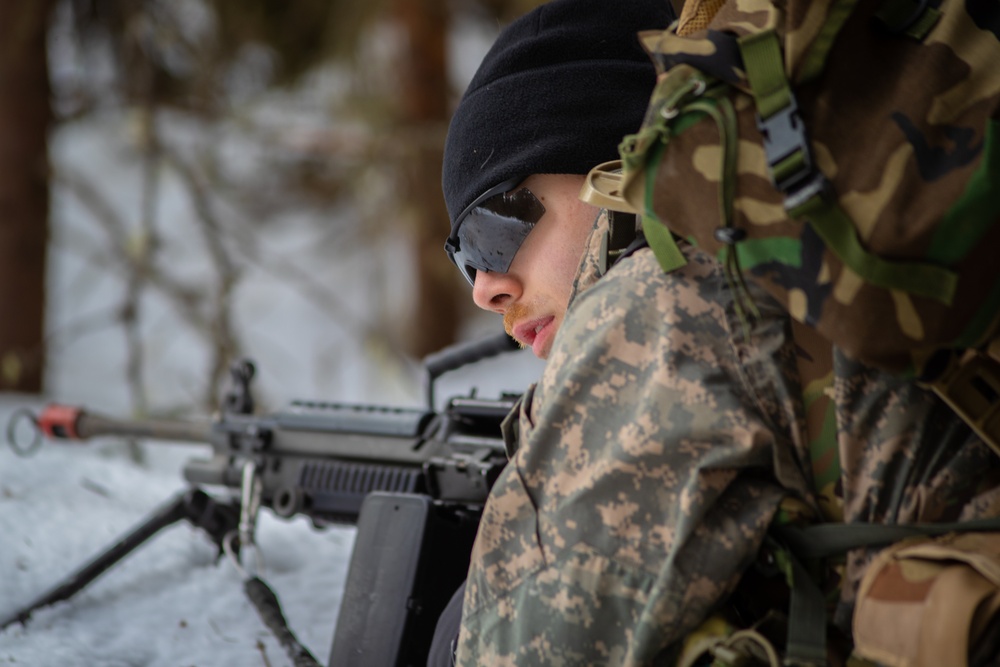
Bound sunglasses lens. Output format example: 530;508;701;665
447;187;545;285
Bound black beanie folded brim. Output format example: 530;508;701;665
442;0;674;229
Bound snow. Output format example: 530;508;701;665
0;411;355;666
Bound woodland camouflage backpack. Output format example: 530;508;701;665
584;0;1000;454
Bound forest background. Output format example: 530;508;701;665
0;0;554;411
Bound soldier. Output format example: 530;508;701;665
438;0;1000;665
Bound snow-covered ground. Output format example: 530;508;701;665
0;407;356;666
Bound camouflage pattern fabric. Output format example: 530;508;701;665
455;211;1000;666
852;531;1000;667
617;0;1000;378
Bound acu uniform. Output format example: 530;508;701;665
455;211;1000;666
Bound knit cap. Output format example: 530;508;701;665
442;0;673;230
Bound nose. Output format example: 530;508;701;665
472;270;522;313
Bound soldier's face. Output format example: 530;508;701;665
471;173;597;359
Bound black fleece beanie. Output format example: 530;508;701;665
442;0;674;231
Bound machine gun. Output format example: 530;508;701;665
2;333;521;667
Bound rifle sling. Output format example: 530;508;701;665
245;576;322;667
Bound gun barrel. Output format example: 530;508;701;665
38;404;211;444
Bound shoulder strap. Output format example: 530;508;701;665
769;516;1000;666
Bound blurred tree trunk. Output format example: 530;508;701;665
0;2;54;393
393;0;464;359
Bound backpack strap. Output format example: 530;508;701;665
770;536;830;667
774;517;1000;560
874;0;943;40
796;0;861;84
769;516;1000;666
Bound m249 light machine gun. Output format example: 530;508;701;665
2;333;520;667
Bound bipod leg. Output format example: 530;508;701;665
0;488;239;630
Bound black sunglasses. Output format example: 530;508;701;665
445;178;546;286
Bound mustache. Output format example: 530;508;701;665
503;303;532;339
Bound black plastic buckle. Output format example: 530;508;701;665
756;97;813;193
784;171;831;215
756;95;832;213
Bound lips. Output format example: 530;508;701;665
512;316;555;358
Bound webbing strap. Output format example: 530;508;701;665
796;0;862;84
687;91;763;331
686;96;739;233
907;6;942;38
739;30;790;119
773;516;1000;560
784;549;829;667
874;0;942;39
738;30;817;195
641;142;688;273
791;197;958;304
766;536;828;667
245;576;322;667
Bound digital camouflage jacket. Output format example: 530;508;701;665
455;211;1000;666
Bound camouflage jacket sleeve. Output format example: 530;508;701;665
455;224;817;665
